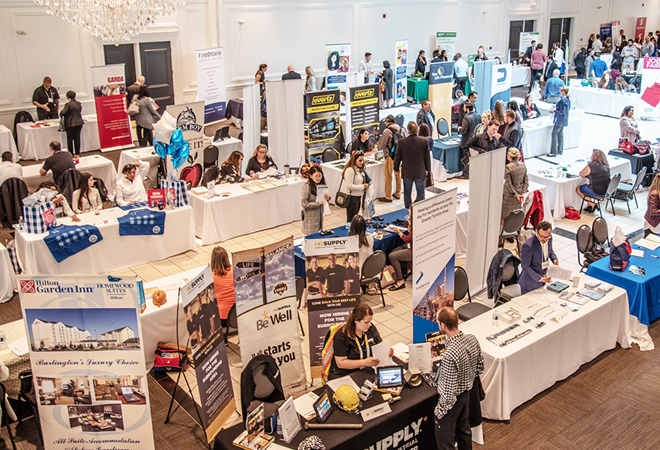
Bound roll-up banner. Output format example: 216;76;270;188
195;47;227;124
232;237;307;395
395;40;409;106
519;32;540;54
18;275;155;450
640;57;660;120
347;84;380;144
304;236;360;378
180;266;236;443
428;62;455;138
91;64;134;152
411;190;456;343
490;63;512;111
436;32;457;60
599;23;612;40
325;43;351;113
306;90;341;159
166;101;206;187
635;17;647;41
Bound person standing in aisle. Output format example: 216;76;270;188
359;52;374;83
134;85;161;147
60;91;84;163
376;115;404;202
341;151;369;224
549;86;570;157
394;122;431;209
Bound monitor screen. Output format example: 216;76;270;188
378;366;403;388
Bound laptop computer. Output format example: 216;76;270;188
121;387;141;402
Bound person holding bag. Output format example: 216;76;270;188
619;105;640;143
341;151;369;224
301;166;330;236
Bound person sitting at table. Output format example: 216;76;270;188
38;181;79;222
306;255;324;298
521;95;541;120
388;208;413;291
349;215;374;272
219;151;258;184
507;101;523;124
116;161;150;206
301;165;330;235
644;174;660;237
39;141;75;186
341;150;370;224
598;71;616;90
330;303;392;379
0;152;22;187
245;144;277;176
576;149;611;214
71;173;102;214
211;246;236;332
345;253;361;295
519;221;558;295
619;105;641;143
501;148;528;225
351;128;375;156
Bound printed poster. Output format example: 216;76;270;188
635;17;647;41
519;32;540;54
599;23;612;40
18;275;154;450
325;43;351;110
305;90;342;158
195;47;227;124
166;101;206;187
411;190;456;343
347;84;380;144
395;40;409;106
640;57;660;120
428;62;455;138
91;64;134;152
303;236;360;378
490;63;512;111
180;266;236;443
436;32;457;60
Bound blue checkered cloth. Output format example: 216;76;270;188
161;179;189;207
23;202;57;234
118;209;166;236
44;225;103;263
118;201;148;211
6;241;21;275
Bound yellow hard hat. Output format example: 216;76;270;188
333;385;360;413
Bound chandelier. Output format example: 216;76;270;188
35;0;187;43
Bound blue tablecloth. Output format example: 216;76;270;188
432;138;462;174
294;209;408;279
586;245;660;326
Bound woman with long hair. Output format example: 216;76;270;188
255;63;268;97
475;110;492;135
351;128;375;155
598;71;615;90
644;174;660;237
576;149;611;213
349;214;374;271
493;100;507;135
341;151;369;224
218;151;258;183
381;60;394;108
522;95;541;120
587;34;595;51
305;66;316;93
327;52;340;71
507;100;523;124
418;123;433;153
301;166;330;235
245;144;277;176
71;172;101;214
620;105;640;143
439;50;448;62
211;246;236;329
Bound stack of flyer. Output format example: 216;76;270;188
233;404;274;450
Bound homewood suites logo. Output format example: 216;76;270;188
354;88;374;99
312;95;335;105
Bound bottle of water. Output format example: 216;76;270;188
18;216;25;231
492;310;499;328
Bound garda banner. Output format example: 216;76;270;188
395;40;409;106
640;57;660;119
18;275;155;450
347;84;380;144
195;47;227;124
91;64;134;151
411;190;456;343
166;101;206;187
306;90;341;158
233;237;306;395
428;62;455;138
490;63;512;111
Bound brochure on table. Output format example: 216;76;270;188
394;40;408;106
305;90;342;158
195;47;227;123
411;190;456;342
18;275;155;450
91;64;134;152
640;57;660;120
166;101;206;187
436;32;457;60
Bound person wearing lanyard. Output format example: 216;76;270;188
330;304;393;379
519;221;559;295
32;76;60;120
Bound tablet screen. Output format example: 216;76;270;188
313;390;333;423
378;366;403;388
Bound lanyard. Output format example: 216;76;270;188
354;333;371;360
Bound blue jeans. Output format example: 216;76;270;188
403;178;426;209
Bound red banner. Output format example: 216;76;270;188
91;64;134;151
635;17;647;41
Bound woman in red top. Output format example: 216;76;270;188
211;246;236;328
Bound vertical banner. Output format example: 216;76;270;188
91;64;134;152
395;40;409;106
18;275;154;450
640;57;660;120
599;23;612;40
611;21;621;47
303;236;360;378
325;43;351;113
490;63;512;111
305;90;341;159
166;101;206;187
180;266;236;443
519;32;540;54
348;84;380;144
435;32;457;60
411;191;456;343
233;238;307;395
428;62;455;138
635;17;647;41
195;47;227;124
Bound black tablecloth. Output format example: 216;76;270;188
225;99;244;120
608;149;655;177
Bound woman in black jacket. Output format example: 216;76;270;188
574;48;587;79
381;61;394;108
60;91;84;162
245;144;277;176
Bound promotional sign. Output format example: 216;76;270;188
611;21;621;48
91;64;134;152
195;47;227;124
519;32;540;54
233;238;307;395
180;266;236;443
428;62;455;138
347;84;380;144
599;23;612;40
305;90;342;158
436;32;457;60
395;40;409;106
635;17;647;41
640;57;660;119
18;275;154;450
411;190;456;343
166;101;205;187
490;63;512;111
303;236;360;378
325;43;351;99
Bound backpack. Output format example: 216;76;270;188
320;323;342;385
609;238;631;272
386;125;405;158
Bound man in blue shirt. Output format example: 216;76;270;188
590;53;608;79
543;69;564;104
453;53;468;94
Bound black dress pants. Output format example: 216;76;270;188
346;195;362;224
434;390;471;450
66;125;82;156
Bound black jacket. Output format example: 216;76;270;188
521;103;541;120
282;71;302;80
459;112;480;148
240;355;285;419
486;249;520;301
0;177;29;228
500;121;522;149
393;135;431;180
466;132;499;153
60;100;84;128
245;155;277;175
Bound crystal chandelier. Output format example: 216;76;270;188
35;0;186;43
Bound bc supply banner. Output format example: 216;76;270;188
635;17;647;41
166;101;206;187
233;238;306;395
518;32;540;54
411;190;456;343
348;84;380;144
325;43;351;102
91;64;134;152
640;57;660;119
395;40;409;106
303;236;360;378
490;63;512;111
428;62;455;138
18;275;155;450
195;47;227;124
435;32;457;60
306;90;342;158
180;266;235;444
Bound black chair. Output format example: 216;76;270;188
579;173;621;217
93;177;109;203
499;209;526;255
0;381;16;450
455;267;491;321
0;178;29;228
203;145;219;171
57;168;82;206
201;166;219;187
436;118;449;137
576;224;598;272
496;260;521;305
17;370;43;445
395;115;404;128
612;166;647;213
345;141;353;155
13;110;34;144
294;276;306;336
322;148;340;162
592;216;609;258
360;251;387;307
222;304;238;340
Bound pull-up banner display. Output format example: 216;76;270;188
91;64;134;152
347;84;380;144
395;40;409;106
195;47;227;124
306;90;342;158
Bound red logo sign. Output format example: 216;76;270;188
20;280;36;293
43;209;55;226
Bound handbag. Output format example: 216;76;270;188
161;172;189;208
23;201;57;234
618;137;634;155
634;140;650;155
334;178;349;208
127;95;140;116
58;115;66;132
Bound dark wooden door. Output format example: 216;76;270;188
549;19;563;48
509;21;524;60
139;42;174;114
104;44;136;88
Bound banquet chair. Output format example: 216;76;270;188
379;120;387;134
591;217;609;258
322;148;340;162
222;304;238;341
344;142;353;156
0;178;28;228
496;259;521;305
201;166;219;187
455;266;491;321
576;224;599;273
203;145;219;172
436;118;449;137
579;173;621;217
12;110;33;144
395;115;404;128
57;168;82;206
0;381;16;450
294;276;306;336
612;166;647;214
499;209;526;256
360;251;387;307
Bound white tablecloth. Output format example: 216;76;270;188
0;125;19;162
0;244;16;303
188;178;305;245
569;86;640;119
16;115;101;160
15;205;196;275
522;109;584;158
321;158;386;204
460;274;632;420
23;154;118;198
117;148;161;190
511;66;531;87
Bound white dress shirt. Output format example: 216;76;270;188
115;161;150;206
0;161;23;187
71;188;102;213
454;58;468;77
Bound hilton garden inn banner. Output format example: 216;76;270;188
18;275;154;450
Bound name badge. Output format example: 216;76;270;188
47;96;53;103
542;260;549;270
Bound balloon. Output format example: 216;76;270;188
168;129;190;169
153;111;176;144
154;141;168;159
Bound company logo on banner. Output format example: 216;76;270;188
490;63;512;111
166;101;205;187
640;57;660;119
519;32;540;54
325;43;351;105
348;83;379;143
195;47;226;123
395;40;409;106
306;90;341;157
91;64;134;152
636;17;646;40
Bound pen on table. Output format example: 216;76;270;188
650;255;660;260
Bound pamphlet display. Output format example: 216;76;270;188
166;101;206;187
639;57;660;120
394;40;409;106
305;90;342;158
91;64;134;152
428;62;455;138
195;47;227;123
18;275;155;450
347;84;380;144
435;32;457;60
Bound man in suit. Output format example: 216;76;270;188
519;221;559;295
497;111;521;150
394;122;431;209
458;103;479;177
416;100;436;135
281;65;302;80
523;40;536;65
